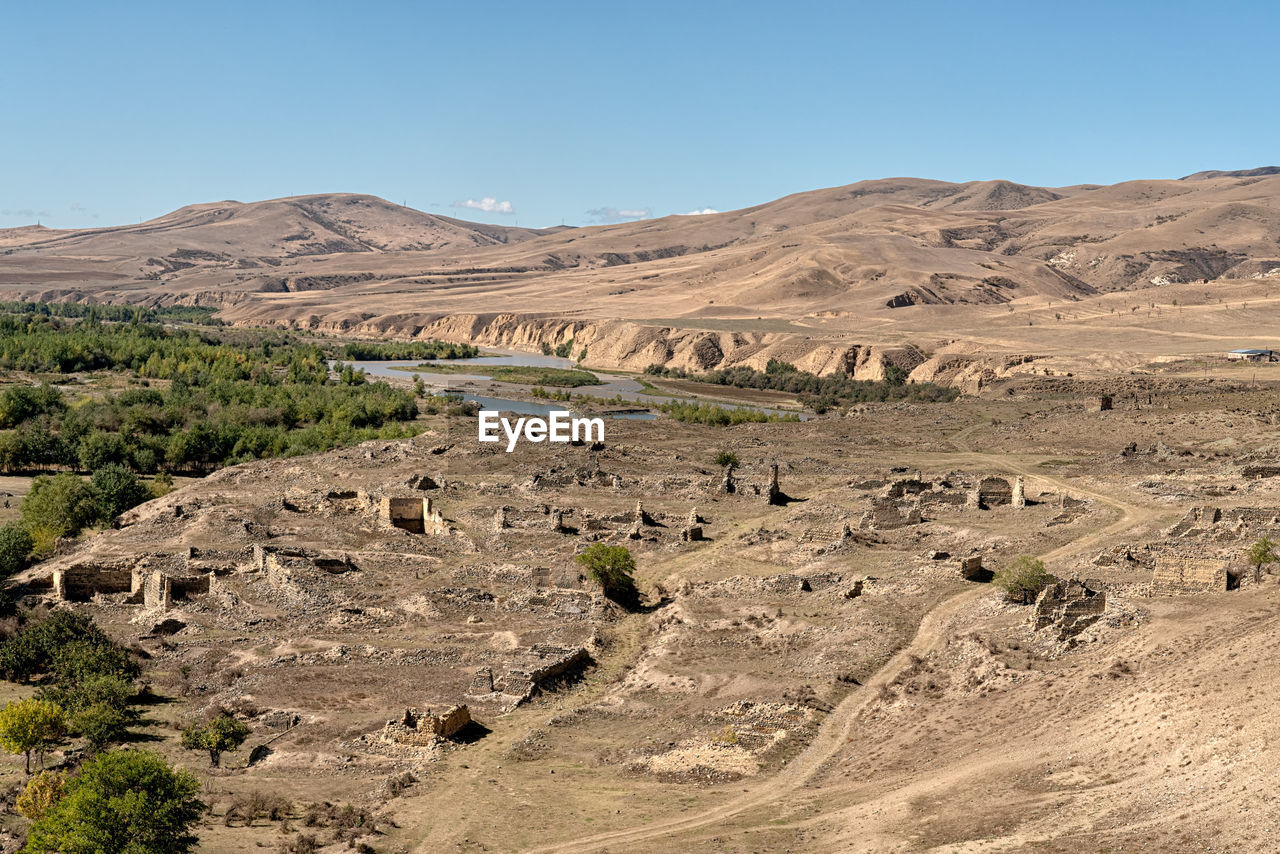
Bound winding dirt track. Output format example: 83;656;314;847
524;444;1160;854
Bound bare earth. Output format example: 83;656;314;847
3;170;1280;852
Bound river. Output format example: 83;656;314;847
336;350;804;420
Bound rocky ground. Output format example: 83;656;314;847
5;374;1280;852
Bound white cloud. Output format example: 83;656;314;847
586;206;651;224
678;208;719;216
452;197;515;215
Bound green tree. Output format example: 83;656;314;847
713;450;739;468
42;673;135;714
89;463;150;522
70;703;129;753
21;750;205;854
1246;536;1278;584
0;610;126;683
77;432;130;472
992;555;1056;605
20;472;99;552
0;698;66;773
181;714;251;768
0;522;33;577
0;384;65;429
51;640;140;688
574;543;639;606
15;770;65;821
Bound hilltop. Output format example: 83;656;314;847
3;172;1280;378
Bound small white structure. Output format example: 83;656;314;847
1227;349;1277;362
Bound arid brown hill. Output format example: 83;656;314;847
1;172;1279;354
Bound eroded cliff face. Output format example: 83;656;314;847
4;283;1033;390
214;307;946;380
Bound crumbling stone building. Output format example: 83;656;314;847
379;704;472;746
1033;579;1106;640
1151;555;1231;594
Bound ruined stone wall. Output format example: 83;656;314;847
1033;580;1106;639
977;477;1012;508
1152;555;1228;594
380;496;446;534
381;704;472;746
859;498;921;530
52;564;134;602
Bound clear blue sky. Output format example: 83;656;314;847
2;0;1276;229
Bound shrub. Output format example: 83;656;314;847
52;638;141;686
70;702;129;753
225;791;293;826
0;610;133;684
0;523;33;577
15;770;65;820
993;555;1055;604
181;714;251;767
713;450;739;468
22;750;205;854
89;463;151;522
20;472;98;548
575;543;639;606
0;697;66;773
42;672;136;714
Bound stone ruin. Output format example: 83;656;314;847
681;508;704;542
957;554;989;581
859;498;922;531
974;477;1013;509
50;554;216;612
718;464;737;494
1033;579;1106;640
1151;554;1231;595
1168;505;1279;540
767;463;784;505
1242;464;1280;480
1099;395;1113;411
379;704;472;747
252;544;355;578
1012;476;1026;509
799;522;853;545
468;644;592;706
380;496;446;535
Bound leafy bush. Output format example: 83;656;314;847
22;750;205;854
713;450;739;467
51;638;141;686
656;401;799;425
69;702;129;753
340;339;478;360
0;697;66;773
89;464;151;522
15;770;65;820
645;363;957;410
20;473;98;549
0;523;33;577
992;555;1055;604
181;714;251;767
0;610;133;683
575;543;639;606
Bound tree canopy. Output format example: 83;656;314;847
21;749;205;854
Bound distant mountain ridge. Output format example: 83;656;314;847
2;170;1279;339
